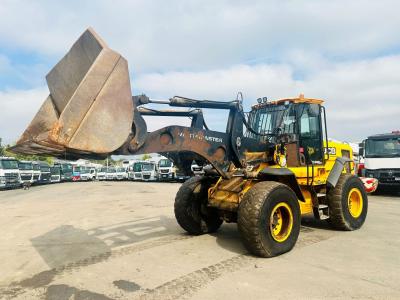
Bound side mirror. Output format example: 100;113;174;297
359;147;364;157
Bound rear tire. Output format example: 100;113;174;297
327;174;368;230
174;176;222;235
238;181;301;258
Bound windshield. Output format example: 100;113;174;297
159;159;172;168
142;163;154;171
0;159;19;169
80;168;89;174
133;163;142;172
366;137;400;158
73;166;81;172
50;167;60;175
18;162;33;170
100;167;107;172
40;165;50;172
117;167;125;172
108;167;116;173
62;164;72;171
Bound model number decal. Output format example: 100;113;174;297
324;147;336;155
179;131;222;143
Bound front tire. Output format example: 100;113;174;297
174;176;222;235
238;181;301;258
327;174;368;230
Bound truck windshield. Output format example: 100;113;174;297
142;163;154;171
62;164;73;171
366;137;400;158
159;159;172;168
50;167;60;175
100;167;107;172
108;168;116;173
81;168;89;174
0;160;19;169
18;162;33;170
117;167;125;172
40;165;50;172
133;163;142;172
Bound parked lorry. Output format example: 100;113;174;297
116;167;128;180
55;162;73;181
97;167;107;180
37;161;51;184
31;162;41;183
360;131;400;189
18;161;34;184
106;167;117;180
158;158;176;181
141;161;158;181
80;166;96;181
0;157;21;189
131;161;144;181
50;165;61;183
9;28;369;257
72;165;81;181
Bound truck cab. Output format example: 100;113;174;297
50;165;61;183
158;158;176;181
141;161;158;181
56;163;73;181
106;167;117;180
18;161;34;184
38;161;51;184
72;165;81;181
132;161;144;181
31;162;41;183
0;157;21;189
97;167;107;180
361;131;400;188
116;167;127;180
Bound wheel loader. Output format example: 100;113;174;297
10;28;368;257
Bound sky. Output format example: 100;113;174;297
0;0;399;146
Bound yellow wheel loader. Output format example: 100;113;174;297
10;28;368;257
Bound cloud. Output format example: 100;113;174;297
135;55;400;141
0;87;48;144
1;0;400;73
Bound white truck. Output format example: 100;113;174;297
106;167;117;180
0;157;21;189
141;161;158;181
158;158;176;181
31;162;41;183
97;167;107;180
50;165;61;183
116;167;128;180
79;166;96;181
130;161;145;181
18;161;34;184
360;131;400;189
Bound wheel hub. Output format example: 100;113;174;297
348;188;363;218
270;202;293;242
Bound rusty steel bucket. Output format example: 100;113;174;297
10;28;134;157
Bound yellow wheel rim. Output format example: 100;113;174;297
348;188;363;218
270;202;293;242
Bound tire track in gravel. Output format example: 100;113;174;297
137;228;333;300
0;234;193;299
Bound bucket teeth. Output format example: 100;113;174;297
10;28;136;158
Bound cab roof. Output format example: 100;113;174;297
252;94;324;109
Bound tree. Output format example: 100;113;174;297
0;138;4;156
142;154;152;160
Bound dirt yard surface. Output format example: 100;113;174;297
0;181;399;299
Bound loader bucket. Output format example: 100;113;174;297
10;28;134;157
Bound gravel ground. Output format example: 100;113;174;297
0;181;399;299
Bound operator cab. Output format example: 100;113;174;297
247;95;326;166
